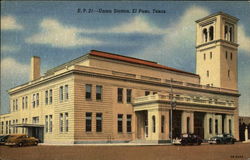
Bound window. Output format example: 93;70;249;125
145;91;150;96
203;28;208;42
16;99;18;111
152;116;156;133
22;97;25;109
60;113;63;132
117;88;123;103
96;85;102;100
1;122;4;134
230;52;233;60
229;119;232;135
65;85;69;100
86;112;92;132
22;118;25;133
45;115;48;133
45;91;48;105
215;119;218;134
209;26;214;41
36;93;39;106
25;96;28;109
210;52;212;59
187;117;190;134
153;92;157;95
65;113;68;132
49;89;53;104
13;100;15;111
226;51;228;59
229;27;233;42
6;121;8;134
209;118;212;134
126;89;132;103
127;115;132;133
207;70;209;77
32;94;36;108
96;113;102;132
60;86;63;102
118;114;123;133
85;84;92;99
13;120;15;133
225;25;228;40
204;53;206;60
15;119;18;133
49;115;53;132
161;115;165;133
32;117;39;124
9;121;11;134
228;70;230;79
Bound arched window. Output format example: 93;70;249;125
229;119;232;135
209;26;214;41
229;27;233;42
230;52;233;60
209;118;212;134
228;70;230;79
152;116;156;133
161;115;165;133
204;53;206;60
215;119;218;134
187;117;190;133
224;25;228;40
207;70;209;77
203;28;208;42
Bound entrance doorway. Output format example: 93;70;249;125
171;110;182;138
194;112;205;139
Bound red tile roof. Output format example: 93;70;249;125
90;50;199;76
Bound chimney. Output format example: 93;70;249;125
30;56;40;81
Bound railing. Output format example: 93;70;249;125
133;94;235;108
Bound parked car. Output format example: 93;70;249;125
0;135;10;145
173;133;202;145
208;134;236;144
5;134;39;147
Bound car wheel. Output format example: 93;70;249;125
216;140;220;144
231;140;235;144
18;142;23;147
34;141;38;146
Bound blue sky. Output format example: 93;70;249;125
1;1;250;116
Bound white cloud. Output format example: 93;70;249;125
25;18;103;48
238;25;250;55
1;45;20;53
1;16;23;30
1;58;29;78
109;16;163;34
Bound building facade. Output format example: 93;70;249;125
0;12;240;144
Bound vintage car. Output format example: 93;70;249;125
0;135;10;145
173;133;203;145
208;134;236;144
5;134;39;147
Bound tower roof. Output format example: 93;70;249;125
196;12;239;23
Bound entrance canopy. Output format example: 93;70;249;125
10;124;44;128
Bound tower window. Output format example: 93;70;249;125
228;70;230;79
203;28;208;42
224;25;228;40
230;52;233;60
209;26;214;41
226;51;228;59
229;27;233;42
207;70;209;77
210;52;212;59
204;53;206;60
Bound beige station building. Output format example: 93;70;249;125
0;12;240;144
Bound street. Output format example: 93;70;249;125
0;143;250;160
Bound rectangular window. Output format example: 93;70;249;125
25;96;28;109
204;53;206;60
161;115;165;133
1;122;4;134
96;85;102;100
22;119;25;133
65;113;68;132
9;121;11;134
45;91;48;105
210;52;212;59
117;88;123;103
45;115;48;133
65;85;69;100
36;93;39;106
16;99;18;111
226;51;228;59
49;89;53;104
60;86;63;102
32;117;39;124
145;91;150;96
96;113;102;132
6;121;8;134
230;52;233;60
118;114;123;133
16;120;18;133
13;120;15;133
13;100;15;111
49;115;53;132
85;84;92;99
22;97;25;109
60;113;63;132
86;112;92;132
127;115;132;133
32;94;36;108
126;89;132;103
